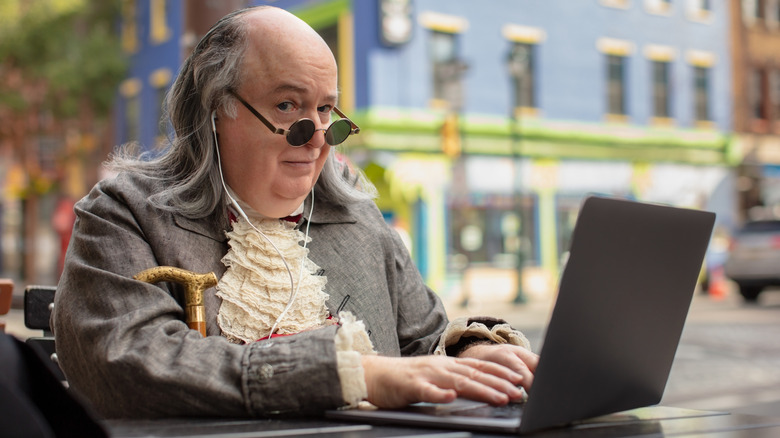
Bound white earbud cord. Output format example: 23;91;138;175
211;111;313;340
269;188;313;338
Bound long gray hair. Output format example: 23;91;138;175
109;6;375;219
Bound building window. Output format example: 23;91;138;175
776;0;780;24
766;0;780;28
149;68;172;143
502;24;545;117
755;0;766;19
772;69;780;128
508;43;536;110
448;201;536;268
429;30;466;110
420;11;468;110
124;95;140;143
607;54;627;115
598;38;634;120
644;44;677;124
652;60;671;118
749;67;770;131
120;78;142;143
687;0;713;22
693;66;711;122
742;0;763;25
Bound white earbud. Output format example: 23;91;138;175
210;110;217;133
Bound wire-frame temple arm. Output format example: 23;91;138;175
229;90;287;135
333;107;360;135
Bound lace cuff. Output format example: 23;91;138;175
334;312;376;407
433;316;531;357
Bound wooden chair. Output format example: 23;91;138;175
23;285;65;382
0;279;12;333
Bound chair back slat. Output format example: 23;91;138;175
24;285;57;332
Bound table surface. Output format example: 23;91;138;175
105;406;780;438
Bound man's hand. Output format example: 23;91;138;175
457;343;539;391
361;354;525;409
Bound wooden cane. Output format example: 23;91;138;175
133;267;217;337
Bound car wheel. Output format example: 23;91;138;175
738;284;762;302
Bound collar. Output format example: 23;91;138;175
172;192;358;242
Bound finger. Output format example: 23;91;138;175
446;361;525;404
417;382;458;404
504;348;538;390
513;346;540;372
459;347;536;392
455;357;524;386
498;353;535;391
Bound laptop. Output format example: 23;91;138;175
327;195;717;434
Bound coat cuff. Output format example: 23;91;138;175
334;312;376;407
432;316;531;357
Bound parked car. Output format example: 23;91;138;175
724;220;780;301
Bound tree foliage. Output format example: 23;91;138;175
0;0;127;119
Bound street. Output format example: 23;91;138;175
4;284;780;418
447;285;780;418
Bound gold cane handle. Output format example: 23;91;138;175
133;266;217;337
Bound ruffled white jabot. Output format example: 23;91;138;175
217;215;329;343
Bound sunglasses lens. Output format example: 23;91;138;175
325;119;352;145
287;119;316;146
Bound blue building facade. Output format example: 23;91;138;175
115;0;182;150
116;0;734;301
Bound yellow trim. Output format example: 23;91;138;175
604;113;630;124
338;11;355;111
596;37;635;56
120;78;142;97
600;0;630;9
643;44;677;61
645;0;672;15
650;117;676;127
694;120;716;130
419;11;468;33
121;0;138;54
513;106;540;119
502;24;546;44
429;98;450;110
150;0;172;45
687;8;712;23
687;50;716;67
149;68;172;88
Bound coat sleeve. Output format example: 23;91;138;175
51;177;345;419
384;223;451;357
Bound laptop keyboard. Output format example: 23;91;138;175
439;401;525;419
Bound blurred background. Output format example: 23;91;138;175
0;0;766;301
2;0;780;417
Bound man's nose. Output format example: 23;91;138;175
306;127;328;148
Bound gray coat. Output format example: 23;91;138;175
52;171;449;419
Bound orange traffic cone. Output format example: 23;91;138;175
709;267;727;301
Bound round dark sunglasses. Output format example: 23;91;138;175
230;91;360;147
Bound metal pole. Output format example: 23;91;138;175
507;45;528;304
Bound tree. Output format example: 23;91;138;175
0;0;127;283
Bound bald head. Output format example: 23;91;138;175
238;7;337;88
